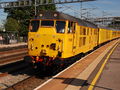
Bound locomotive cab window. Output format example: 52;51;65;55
30;20;40;32
56;21;66;33
41;20;54;26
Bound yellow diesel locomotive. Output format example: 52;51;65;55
27;11;120;68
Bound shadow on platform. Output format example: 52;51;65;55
54;77;112;90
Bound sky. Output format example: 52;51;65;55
0;0;120;25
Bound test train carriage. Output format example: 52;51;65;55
26;11;120;69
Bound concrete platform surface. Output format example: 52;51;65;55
94;42;120;90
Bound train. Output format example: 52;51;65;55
26;11;120;69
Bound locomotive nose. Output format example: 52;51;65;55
39;42;58;57
40;43;57;56
28;25;64;58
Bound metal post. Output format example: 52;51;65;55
35;0;37;15
86;11;89;20
102;11;105;26
80;1;82;19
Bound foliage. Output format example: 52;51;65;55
5;17;20;31
0;20;5;31
0;26;3;31
4;0;56;36
0;25;3;31
4;7;34;36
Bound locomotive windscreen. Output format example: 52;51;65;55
30;20;40;32
30;20;66;33
56;21;65;33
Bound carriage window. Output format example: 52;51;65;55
80;27;83;35
68;22;75;33
56;21;65;33
83;28;86;35
94;29;97;35
30;20;40;32
41;20;54;26
87;28;89;35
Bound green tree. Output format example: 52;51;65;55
0;20;5;31
0;26;3;31
0;25;3;31
5;7;34;36
5;17;20;31
4;0;56;36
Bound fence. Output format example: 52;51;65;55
0;31;27;45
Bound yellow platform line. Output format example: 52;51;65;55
88;41;119;90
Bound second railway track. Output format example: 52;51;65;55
0;48;30;89
0;48;28;66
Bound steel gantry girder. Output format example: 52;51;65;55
0;0;95;9
0;0;32;9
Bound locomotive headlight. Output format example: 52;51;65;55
40;14;43;17
54;13;57;17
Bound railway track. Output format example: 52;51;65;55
0;62;54;90
0;58;35;89
0;48;30;89
6;74;51;90
0;48;28;77
3;60;65;90
0;60;32;89
0;48;28;66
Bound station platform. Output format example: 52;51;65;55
35;39;120;90
93;42;120;90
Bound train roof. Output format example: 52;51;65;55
98;26;120;31
34;11;98;28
